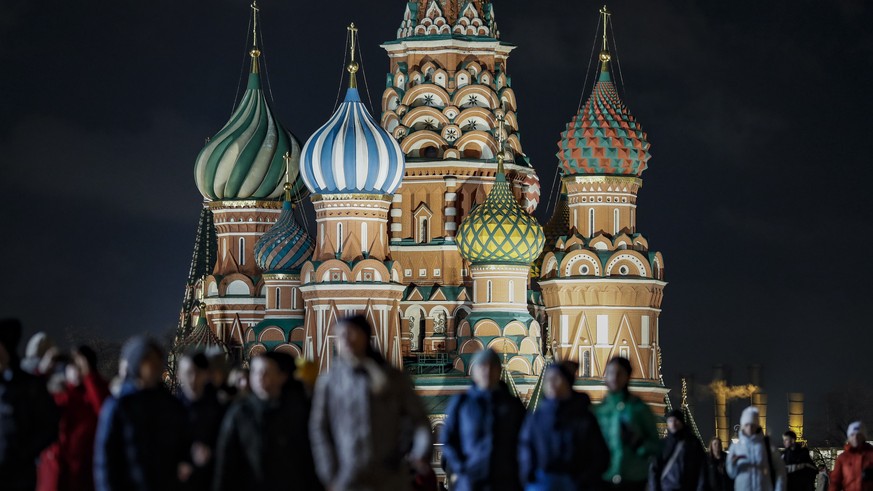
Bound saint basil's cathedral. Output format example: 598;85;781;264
175;0;672;431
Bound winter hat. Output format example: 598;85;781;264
0;318;22;358
471;348;501;368
120;336;163;380
666;409;685;424
24;332;53;359
547;361;578;386
740;406;760;427
847;421;866;439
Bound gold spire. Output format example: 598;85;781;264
283;151;293;202
496;100;507;174
598;5;611;69
250;1;261;74
347;23;360;89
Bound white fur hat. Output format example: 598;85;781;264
847;421;866;439
740;406;760;427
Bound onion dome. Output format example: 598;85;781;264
177;303;228;355
556;9;650;177
457;160;544;265
254;201;314;273
300;24;405;195
194;14;307;202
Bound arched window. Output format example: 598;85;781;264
613;208;620;235
486;280;493;303
588;208;595;237
337;223;343;253
508;280;514;303
582;350;591;377
239;237;245;266
275;287;281;309
419;217;429;244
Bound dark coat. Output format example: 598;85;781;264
38;372;110;491
706;451;733;491
0;367;59;491
783;444;817;491
93;382;189;491
441;382;527;491
518;392;610;491
213;381;321;491
650;428;707;491
180;385;226;491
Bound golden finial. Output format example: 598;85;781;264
283;151;293;202
250;1;261;73
598;5;611;67
496;100;507;174
347;23;360;89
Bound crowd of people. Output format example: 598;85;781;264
0;316;871;491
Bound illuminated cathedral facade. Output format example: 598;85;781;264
174;0;669;426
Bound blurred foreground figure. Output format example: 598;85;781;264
311;315;432;491
782;430;816;491
38;345;110;491
595;357;660;491
442;348;526;491
706;437;732;491
518;361;609;491
177;352;225;491
829;421;873;491
726;406;786;491
214;352;321;491
94;336;188;491
0;318;59;491
649;409;706;491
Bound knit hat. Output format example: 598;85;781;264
120;336;163;380
848;421;866;439
740;406;760;427
471;348;501;368
666;409;685;424
0;318;22;358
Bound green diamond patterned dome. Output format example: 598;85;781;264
457;170;544;264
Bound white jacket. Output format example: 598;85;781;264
726;431;787;491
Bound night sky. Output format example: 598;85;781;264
3;0;872;442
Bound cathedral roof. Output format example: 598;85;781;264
194;11;307;201
301;87;405;195
556;65;650;177
456;159;544;264
395;0;499;41
254;201;314;273
177;305;228;354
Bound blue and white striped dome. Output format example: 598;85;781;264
301;88;405;195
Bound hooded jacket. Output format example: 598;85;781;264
518;392;609;491
829;442;873;491
441;381;527;491
726;431;787;491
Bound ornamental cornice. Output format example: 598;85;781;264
262;273;300;281
312;193;393;203
563;175;643;188
207;200;283;210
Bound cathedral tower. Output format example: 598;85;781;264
191;3;308;359
298;25;407;371
538;7;667;407
381;0;542;358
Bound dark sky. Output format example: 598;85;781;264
2;0;872;442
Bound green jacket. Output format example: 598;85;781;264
594;390;661;484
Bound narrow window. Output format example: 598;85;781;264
361;223;368;254
275;287;280;309
292;287;297;309
582;350;591;377
508;280;515;303
613;208;620;235
239;237;245;266
419;218;429;243
486;280;493;303
588;208;595;237
337;223;343;253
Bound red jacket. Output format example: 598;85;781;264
37;373;110;491
830;442;873;491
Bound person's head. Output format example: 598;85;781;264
470;349;501;391
847;421;866;448
24;332;53;360
206;350;230;387
120;336;165;389
740;406;761;436
250;352;293;401
335;315;376;362
75;345;99;373
544;361;576;400
64;356;82;386
228;367;250;394
178;351;210;401
666;409;685;434
783;430;797;448
0;318;23;369
709;437;723;455
605;357;632;392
